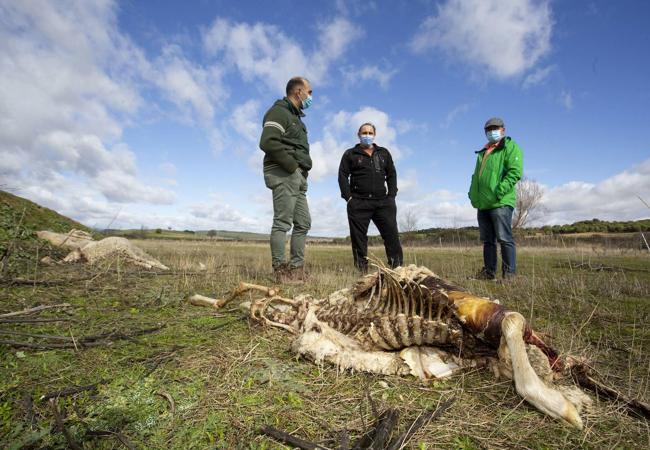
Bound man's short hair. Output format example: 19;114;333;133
286;77;307;96
358;122;376;134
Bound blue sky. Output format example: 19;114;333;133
1;0;649;236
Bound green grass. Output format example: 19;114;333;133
0;241;649;449
0;191;89;235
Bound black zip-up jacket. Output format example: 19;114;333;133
338;144;398;201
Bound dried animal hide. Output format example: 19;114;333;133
203;264;590;428
38;230;169;270
36;229;94;250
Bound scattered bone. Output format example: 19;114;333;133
188;295;223;309
40;256;55;265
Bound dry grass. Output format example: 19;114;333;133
1;240;649;449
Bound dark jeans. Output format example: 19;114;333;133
477;206;516;277
347;197;403;271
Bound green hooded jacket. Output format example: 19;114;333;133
259;97;312;176
468;137;523;210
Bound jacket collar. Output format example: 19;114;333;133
475;136;509;153
352;143;382;155
281;96;305;117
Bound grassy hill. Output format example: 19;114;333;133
0;190;90;276
0;190;89;234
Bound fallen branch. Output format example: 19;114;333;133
21;393;37;430
50;398;82;450
351;409;399;450
0;340;105;349
386;397;455;450
0;330;79;341
2;276;93;286
0;317;72;324
86;429;136;450
155;391;176;414
0;325;165;350
40;380;109;401
572;364;650;420
0;303;72;318
260;425;329;450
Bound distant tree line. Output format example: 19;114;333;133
331;218;650;247
538;218;650;234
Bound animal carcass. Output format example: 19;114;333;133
199;264;590;428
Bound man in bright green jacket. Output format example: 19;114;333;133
468;117;523;280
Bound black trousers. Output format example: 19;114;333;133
347;197;403;270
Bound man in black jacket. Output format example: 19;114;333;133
338;123;403;271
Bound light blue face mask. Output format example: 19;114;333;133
486;129;503;143
301;94;313;110
360;135;374;146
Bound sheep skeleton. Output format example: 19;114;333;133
209;264;588;428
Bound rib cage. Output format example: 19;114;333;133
304;265;490;355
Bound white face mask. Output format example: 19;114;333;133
360;134;374;146
486;129;504;143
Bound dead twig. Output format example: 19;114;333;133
155;391;176;414
352;409;399;450
0;303;73;318
2;276;93;286
572;364;650;420
40;380;109;401
0;330;80;340
86;429;136;450
0;317;72;324
50;398;82;450
386;397;455;450
260;425;330;450
21;393;37;430
0;325;165;350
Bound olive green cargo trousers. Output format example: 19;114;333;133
264;168;311;269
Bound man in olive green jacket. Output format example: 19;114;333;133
259;77;313;281
468;117;523;280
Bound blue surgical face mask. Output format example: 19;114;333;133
301;94;313;109
486;129;503;143
360;135;374;146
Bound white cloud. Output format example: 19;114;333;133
541;159;650;224
229;100;261;142
440;103;472;129
411;0;553;79
342;65;398;89
309;107;406;181
152;45;226;125
203;17;362;92
187;195;262;231
308;196;349;236
559;90;573;110
159;162;177;176
522;65;555;89
0;1;179;219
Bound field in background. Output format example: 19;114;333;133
1;240;649;449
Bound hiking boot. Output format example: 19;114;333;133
497;273;517;284
470;268;497;281
272;263;292;284
287;265;309;284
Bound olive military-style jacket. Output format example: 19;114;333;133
259;97;312;176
